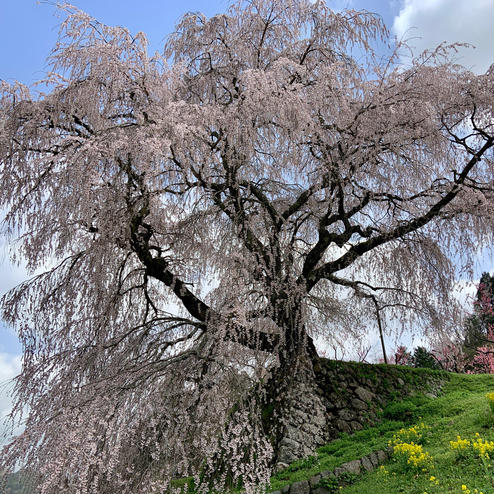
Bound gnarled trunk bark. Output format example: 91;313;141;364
261;304;328;468
198;303;328;489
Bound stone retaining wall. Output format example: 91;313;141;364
271;448;391;494
275;359;447;467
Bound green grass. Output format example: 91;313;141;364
269;373;494;494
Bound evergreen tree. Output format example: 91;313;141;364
412;346;440;370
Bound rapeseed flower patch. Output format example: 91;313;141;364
449;435;471;459
472;433;494;460
449;432;493;479
460;484;484;494
392;441;433;471
429;475;439;485
390;423;434;472
389;422;431;447
450;435;470;451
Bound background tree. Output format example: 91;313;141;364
463;272;494;358
0;0;493;492
412;346;440;370
385;345;413;366
431;340;469;373
464;273;494;373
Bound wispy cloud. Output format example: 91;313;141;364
393;0;493;74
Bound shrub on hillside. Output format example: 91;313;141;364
382;401;418;422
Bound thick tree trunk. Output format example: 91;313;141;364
199;301;328;486
261;323;327;469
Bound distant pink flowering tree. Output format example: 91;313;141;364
0;0;493;492
470;279;494;373
471;341;494;373
432;340;469;373
463;273;494;360
432;277;494;374
381;345;413;366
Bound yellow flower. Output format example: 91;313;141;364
472;435;494;460
393;441;433;470
391;423;430;446
450;435;470;451
428;475;439;485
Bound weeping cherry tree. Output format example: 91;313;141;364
0;0;493;492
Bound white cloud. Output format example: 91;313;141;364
0;353;21;413
0;234;30;298
0;233;29;354
393;0;493;74
452;279;477;311
0;352;22;444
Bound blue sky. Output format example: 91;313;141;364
0;0;232;85
3;0;491;85
0;0;492;414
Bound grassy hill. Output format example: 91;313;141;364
268;372;493;494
